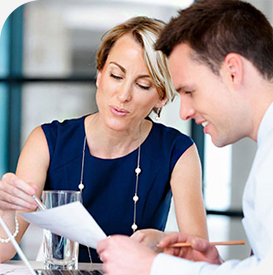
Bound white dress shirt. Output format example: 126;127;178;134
151;101;273;275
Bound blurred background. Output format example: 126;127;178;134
0;0;270;262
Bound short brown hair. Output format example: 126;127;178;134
156;0;273;80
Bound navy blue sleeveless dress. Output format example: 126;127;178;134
42;115;193;263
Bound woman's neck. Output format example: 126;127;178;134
84;113;152;159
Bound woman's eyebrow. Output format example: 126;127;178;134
109;61;151;79
109;61;126;73
137;75;152;79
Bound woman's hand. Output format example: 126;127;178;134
0;173;38;211
158;232;223;265
131;228;166;252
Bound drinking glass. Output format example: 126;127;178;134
42;190;81;270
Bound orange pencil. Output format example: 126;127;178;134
170;240;245;248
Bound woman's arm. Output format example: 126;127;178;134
171;144;208;240
131;143;208;250
0;126;49;262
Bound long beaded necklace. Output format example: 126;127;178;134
78;126;142;233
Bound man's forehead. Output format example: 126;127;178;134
168;44;196;84
170;43;193;57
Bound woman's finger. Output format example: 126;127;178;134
0;173;38;210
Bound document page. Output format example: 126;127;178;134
20;201;107;248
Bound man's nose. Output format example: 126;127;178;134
179;97;195;120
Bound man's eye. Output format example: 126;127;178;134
110;73;122;80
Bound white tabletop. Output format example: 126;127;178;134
0;261;103;274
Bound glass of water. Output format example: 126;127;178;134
42;190;81;270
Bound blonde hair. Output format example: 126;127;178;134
96;16;176;114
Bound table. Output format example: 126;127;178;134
0;261;103;274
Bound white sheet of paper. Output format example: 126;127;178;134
20;201;107;249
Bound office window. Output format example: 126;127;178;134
0;17;9;175
204;137;232;211
21;0;191;143
21;83;97;143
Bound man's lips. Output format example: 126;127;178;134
201;121;209;134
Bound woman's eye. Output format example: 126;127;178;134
110;73;122;80
137;83;151;90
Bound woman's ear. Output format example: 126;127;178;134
96;71;102;88
222;53;243;90
154;98;167;108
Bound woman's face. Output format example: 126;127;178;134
96;33;163;132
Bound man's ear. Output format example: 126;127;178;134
222;53;243;90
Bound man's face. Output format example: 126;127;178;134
168;43;248;147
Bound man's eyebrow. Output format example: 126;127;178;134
175;86;185;93
175;85;191;93
109;62;126;73
175;87;182;93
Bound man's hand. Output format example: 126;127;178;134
158;232;223;265
131;228;166;252
97;235;157;275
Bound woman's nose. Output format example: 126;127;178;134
118;82;132;102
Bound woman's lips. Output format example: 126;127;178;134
110;106;129;116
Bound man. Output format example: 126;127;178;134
97;0;273;274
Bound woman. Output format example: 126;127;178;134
0;16;208;263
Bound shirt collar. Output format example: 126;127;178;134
257;101;273;147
